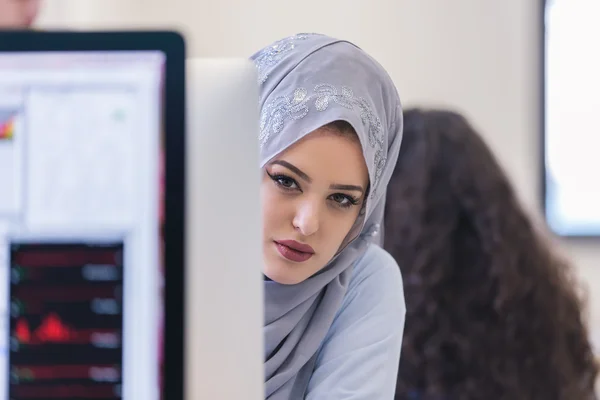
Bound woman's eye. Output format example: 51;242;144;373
277;177;296;188
329;193;360;209
269;174;298;190
266;170;299;191
331;194;350;205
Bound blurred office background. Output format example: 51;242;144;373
36;0;600;353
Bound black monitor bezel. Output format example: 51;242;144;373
0;30;187;398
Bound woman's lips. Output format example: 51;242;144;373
274;240;314;262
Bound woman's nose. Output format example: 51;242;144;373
292;200;321;237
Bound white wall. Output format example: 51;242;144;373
37;0;600;343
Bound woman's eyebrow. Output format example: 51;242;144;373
270;160;312;183
329;184;364;193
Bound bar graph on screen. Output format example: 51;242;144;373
9;242;124;400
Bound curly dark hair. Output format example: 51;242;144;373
384;108;598;400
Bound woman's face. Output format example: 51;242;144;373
0;0;40;28
262;127;369;285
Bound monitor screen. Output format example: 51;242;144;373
544;0;600;236
0;51;165;399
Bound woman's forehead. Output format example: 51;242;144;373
272;130;369;186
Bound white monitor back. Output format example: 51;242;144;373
185;58;263;399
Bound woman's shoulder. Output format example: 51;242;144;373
336;244;405;319
349;243;403;293
308;244;406;398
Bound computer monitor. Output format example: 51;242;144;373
0;31;185;400
185;58;263;400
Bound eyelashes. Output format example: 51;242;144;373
330;193;360;208
265;170;361;209
266;170;299;191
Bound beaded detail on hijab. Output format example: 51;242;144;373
259;83;387;195
253;33;321;84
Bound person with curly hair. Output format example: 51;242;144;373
384;108;598;400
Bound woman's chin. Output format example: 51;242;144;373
263;265;305;285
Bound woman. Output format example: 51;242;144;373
252;33;406;399
384;108;598;399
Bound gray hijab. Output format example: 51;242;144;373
251;33;403;399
